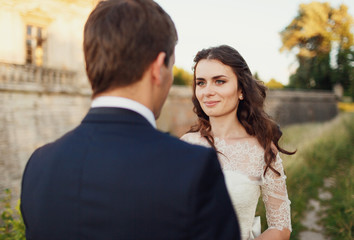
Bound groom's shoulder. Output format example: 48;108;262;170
27;128;77;158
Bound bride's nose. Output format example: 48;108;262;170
204;84;216;97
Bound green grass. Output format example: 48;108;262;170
256;113;354;239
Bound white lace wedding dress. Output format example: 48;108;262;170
181;132;292;240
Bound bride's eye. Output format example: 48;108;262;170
196;81;205;86
216;80;225;85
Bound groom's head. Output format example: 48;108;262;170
83;0;177;99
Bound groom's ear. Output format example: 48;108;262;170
151;52;166;86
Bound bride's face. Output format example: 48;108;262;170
195;59;242;118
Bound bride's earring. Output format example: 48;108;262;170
239;94;243;100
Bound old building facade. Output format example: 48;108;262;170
0;0;98;90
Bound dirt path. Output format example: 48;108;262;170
298;178;334;240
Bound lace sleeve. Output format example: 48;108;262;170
261;153;292;232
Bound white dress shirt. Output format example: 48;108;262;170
91;96;156;128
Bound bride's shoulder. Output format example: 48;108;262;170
180;132;202;142
180;132;211;147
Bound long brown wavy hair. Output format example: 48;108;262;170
189;45;295;176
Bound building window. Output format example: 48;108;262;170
26;25;46;66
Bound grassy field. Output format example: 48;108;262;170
256;113;354;239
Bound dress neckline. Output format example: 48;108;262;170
213;136;264;151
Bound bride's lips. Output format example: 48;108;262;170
204;101;219;107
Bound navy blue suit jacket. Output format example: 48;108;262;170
21;107;240;239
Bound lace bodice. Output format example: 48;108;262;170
181;132;291;239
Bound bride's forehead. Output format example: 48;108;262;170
196;60;234;77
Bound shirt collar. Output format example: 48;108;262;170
91;96;156;128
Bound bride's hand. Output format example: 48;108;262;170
254;228;290;240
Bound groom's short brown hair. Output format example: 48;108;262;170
84;0;178;96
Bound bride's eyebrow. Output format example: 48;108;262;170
196;75;227;81
212;75;227;79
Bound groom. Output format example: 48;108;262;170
20;0;240;239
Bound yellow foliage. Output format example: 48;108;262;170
338;102;354;112
173;66;193;85
331;5;354;49
280;2;353;57
265;78;284;89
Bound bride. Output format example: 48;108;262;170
181;45;294;240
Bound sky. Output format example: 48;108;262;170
155;0;354;85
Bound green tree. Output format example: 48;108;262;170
280;2;353;94
253;71;261;81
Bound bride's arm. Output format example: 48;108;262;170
257;153;292;240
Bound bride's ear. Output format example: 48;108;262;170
151;52;166;86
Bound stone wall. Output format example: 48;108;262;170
0;85;338;204
0;89;91;200
157;86;339;136
157;86;197;137
265;90;338;126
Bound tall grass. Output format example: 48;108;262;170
0;189;25;240
256;113;354;239
320;116;354;239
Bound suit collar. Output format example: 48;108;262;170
91;96;156;128
82;107;154;128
